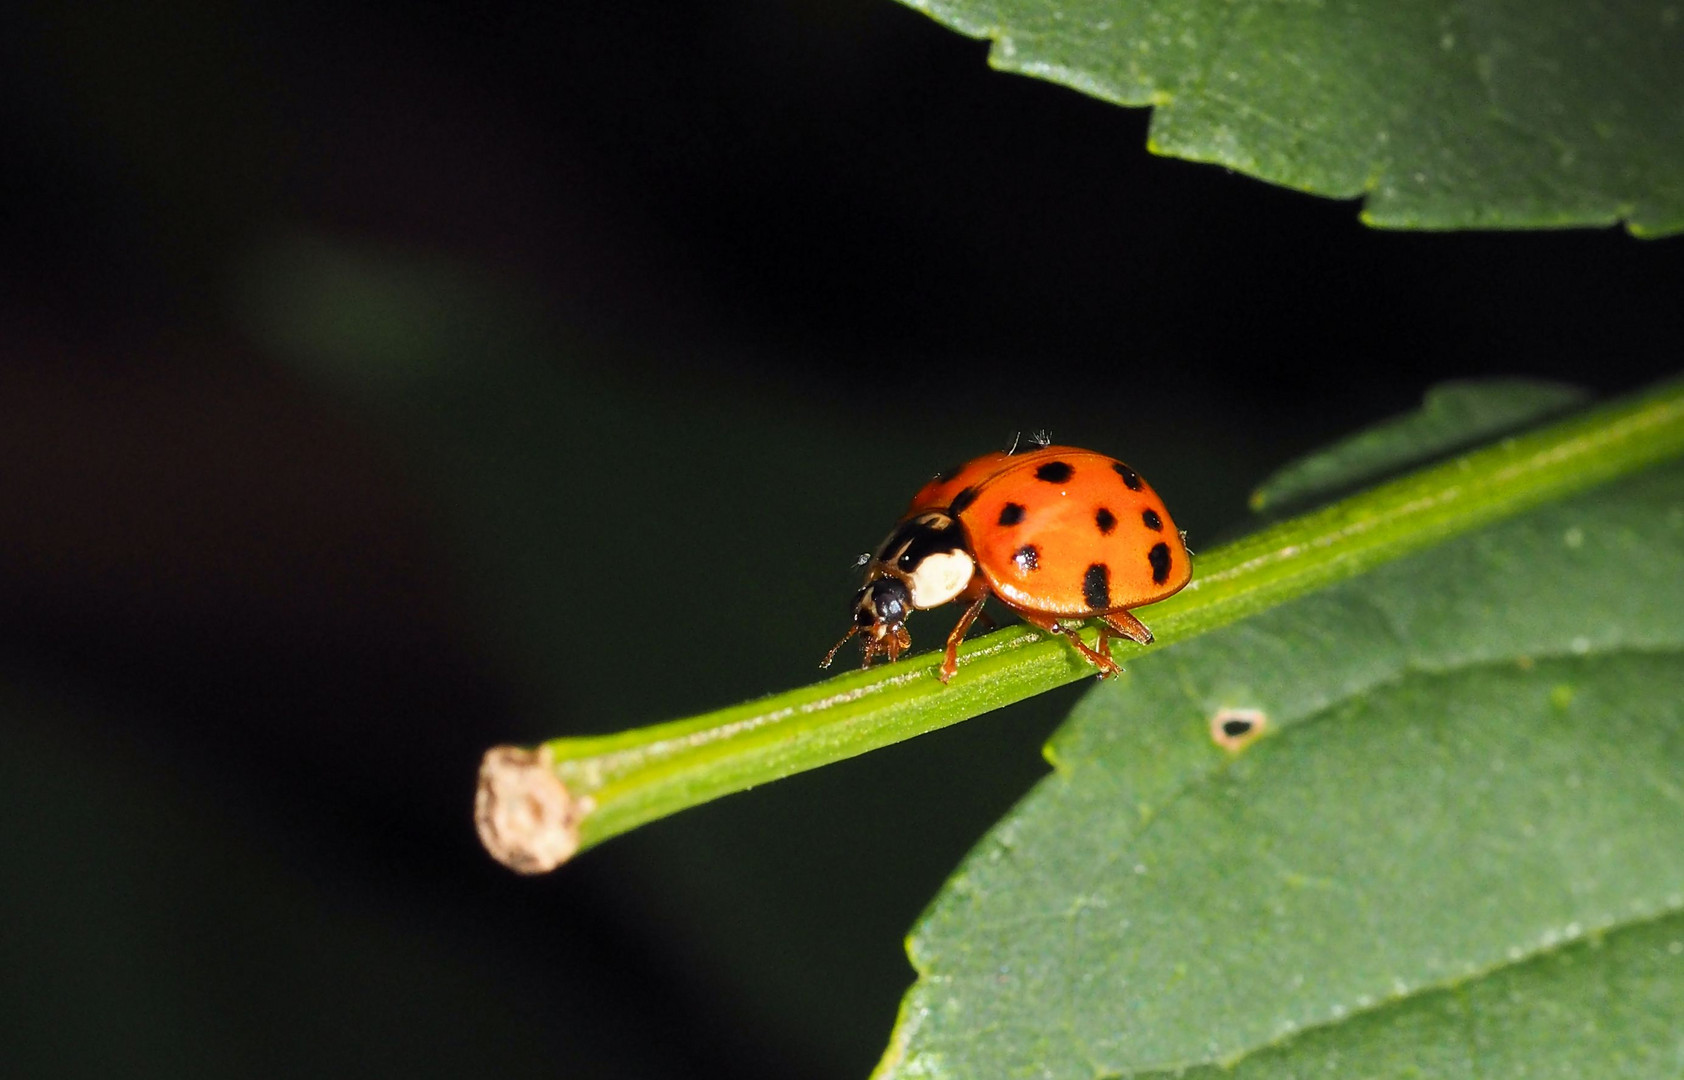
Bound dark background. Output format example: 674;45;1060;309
1;2;1679;1078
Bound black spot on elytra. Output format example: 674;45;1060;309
1082;563;1111;609
948;487;978;515
1095;507;1117;534
998;502;1026;526
1142;508;1163;531
1113;462;1143;491
1034;461;1074;484
1148;542;1172;585
1222;718;1254;738
1013;545;1040;573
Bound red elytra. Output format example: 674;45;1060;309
823;445;1192;682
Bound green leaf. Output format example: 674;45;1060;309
894;0;1684;235
1250;379;1590;514
1166;912;1684;1079
878;457;1684;1078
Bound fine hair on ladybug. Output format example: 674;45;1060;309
821;445;1193;683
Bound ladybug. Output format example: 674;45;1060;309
821;445;1192;683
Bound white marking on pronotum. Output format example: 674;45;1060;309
905;549;975;608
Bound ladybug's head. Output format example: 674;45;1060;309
854;577;912;636
820;510;977;674
820;577;913;671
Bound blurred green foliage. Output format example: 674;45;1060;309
1250;379;1590;513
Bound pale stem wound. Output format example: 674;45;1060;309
475;745;591;873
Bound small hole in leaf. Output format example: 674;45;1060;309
1211;707;1267;752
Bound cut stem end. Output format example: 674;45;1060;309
475;745;591;873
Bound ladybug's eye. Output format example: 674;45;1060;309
897;552;917;570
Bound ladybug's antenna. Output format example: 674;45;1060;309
819;625;860;669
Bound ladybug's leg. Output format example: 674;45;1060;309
939;595;991;684
1020;613;1120;678
1099;610;1154;646
974;608;998;633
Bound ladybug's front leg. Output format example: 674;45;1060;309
938;595;991;684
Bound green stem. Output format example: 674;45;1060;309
478;376;1684;871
